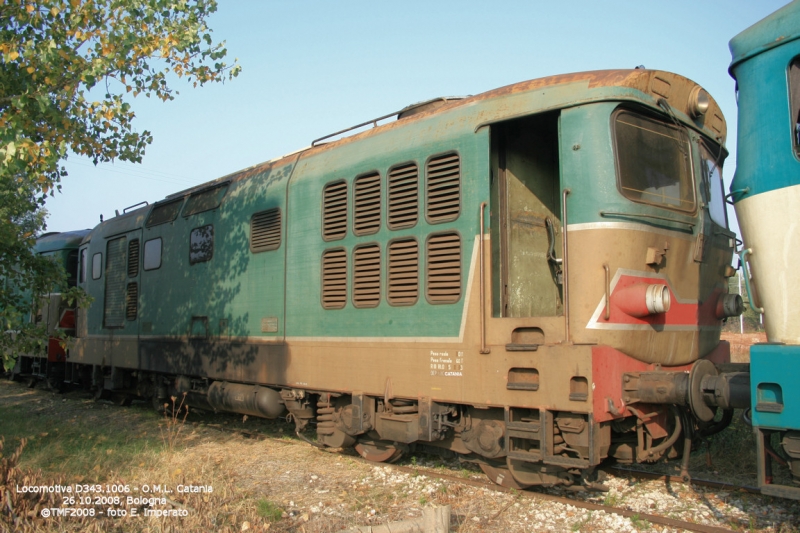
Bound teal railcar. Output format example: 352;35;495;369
11;230;89;384
729;0;800;499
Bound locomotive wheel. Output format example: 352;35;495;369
480;463;532;490
355;440;404;463
152;394;166;413
113;393;132;407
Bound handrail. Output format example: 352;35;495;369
479;202;490;354
738;248;764;314
123;201;148;214
562;188;571;342
311;110;401;146
603;263;611;321
310;97;464;146
599;210;695;229
726;187;750;205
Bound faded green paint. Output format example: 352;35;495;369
560;103;700;232
76;70;726;348
81;163;293;340
285;123;489;338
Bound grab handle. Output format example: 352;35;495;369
738;248;764;314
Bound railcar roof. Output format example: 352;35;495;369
35;229;91;253
85;68;723;238
171;69;723;195
729;1;800;72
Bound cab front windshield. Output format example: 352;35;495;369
700;142;728;228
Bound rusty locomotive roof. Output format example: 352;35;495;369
163;69;727;198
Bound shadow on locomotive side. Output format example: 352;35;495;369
14;67;759;492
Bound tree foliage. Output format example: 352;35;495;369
1;0;239;369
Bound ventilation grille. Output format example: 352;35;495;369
126;282;138;321
251;208;281;252
427;232;461;303
388;238;418;305
323;181;347;241
426;153;461;223
103;236;127;328
353;245;381;308
127;239;140;278
354;173;381;235
321;248;347;309
388;163;418;230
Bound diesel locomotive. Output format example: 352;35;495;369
729;1;800;500
13;68;751;490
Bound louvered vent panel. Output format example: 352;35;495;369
353;245;381;308
321;248;347;309
426;233;461;303
387;163;418;230
126;282;138;321
103;236;127;328
354;173;381;235
426;153;461;223
251;208;281;252
387;238;418;305
323;181;348;241
127;239;140;278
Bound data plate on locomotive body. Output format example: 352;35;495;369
261;317;279;333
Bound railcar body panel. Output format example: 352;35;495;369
730;0;800;498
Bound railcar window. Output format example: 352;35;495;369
182;184;229;217
614;111;694;212
80;248;87;283
388;163;419;230
321;248;347;309
387;237;419;305
789;57;800;154
146;198;184;227
189;225;214;264
700;143;728;227
352;244;381;308
143;238;162;270
426;153;461;223
426;232;462;304
353;172;381;236
250;208;281;252
322;181;348;241
91;252;102;280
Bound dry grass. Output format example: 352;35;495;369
0;380;510;532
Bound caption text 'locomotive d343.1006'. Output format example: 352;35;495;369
20;5;800;494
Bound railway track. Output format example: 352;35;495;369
1;381;768;532
205;422;748;533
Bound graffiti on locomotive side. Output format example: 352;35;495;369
430;350;464;377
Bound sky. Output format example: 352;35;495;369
44;0;791;235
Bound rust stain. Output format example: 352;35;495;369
214;69;726;190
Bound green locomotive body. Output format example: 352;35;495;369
48;69;746;487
